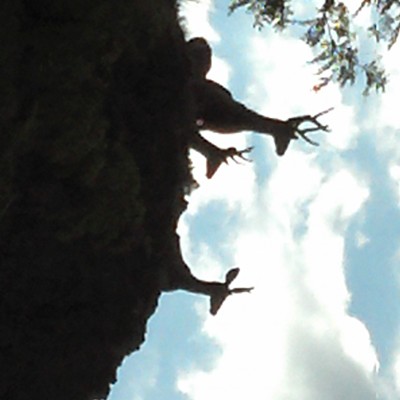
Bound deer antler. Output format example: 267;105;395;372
286;107;333;146
206;146;254;179
229;287;254;294
223;146;254;164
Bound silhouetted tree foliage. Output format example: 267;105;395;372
229;0;400;93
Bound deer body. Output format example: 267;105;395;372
186;37;331;177
191;78;293;155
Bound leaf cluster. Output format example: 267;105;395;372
229;0;400;93
229;0;293;29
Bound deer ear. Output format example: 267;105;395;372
230;287;254;294
206;158;223;179
210;292;228;316
225;268;240;285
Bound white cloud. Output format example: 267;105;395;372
340;316;380;373
178;132;375;400
378;42;400;131
207;56;232;87
392;347;400;394
178;161;378;399
296;170;369;321
372;37;400;170
389;164;400;207
377;337;400;400
355;230;370;248
179;0;220;43
245;33;360;152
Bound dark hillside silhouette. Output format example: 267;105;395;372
0;1;197;399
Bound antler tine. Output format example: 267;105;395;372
289;107;333;129
287;114;313;127
238;146;254;162
227;146;254;164
305;107;333;131
229;287;254;294
296;130;320;146
313;106;334;119
298;126;325;134
287;107;333;146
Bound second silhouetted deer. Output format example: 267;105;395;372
187;37;332;178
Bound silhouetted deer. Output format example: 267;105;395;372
187;37;332;178
161;235;253;315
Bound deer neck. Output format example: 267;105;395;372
160;261;225;297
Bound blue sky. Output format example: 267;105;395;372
109;1;400;399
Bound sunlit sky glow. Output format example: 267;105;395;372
109;1;400;399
